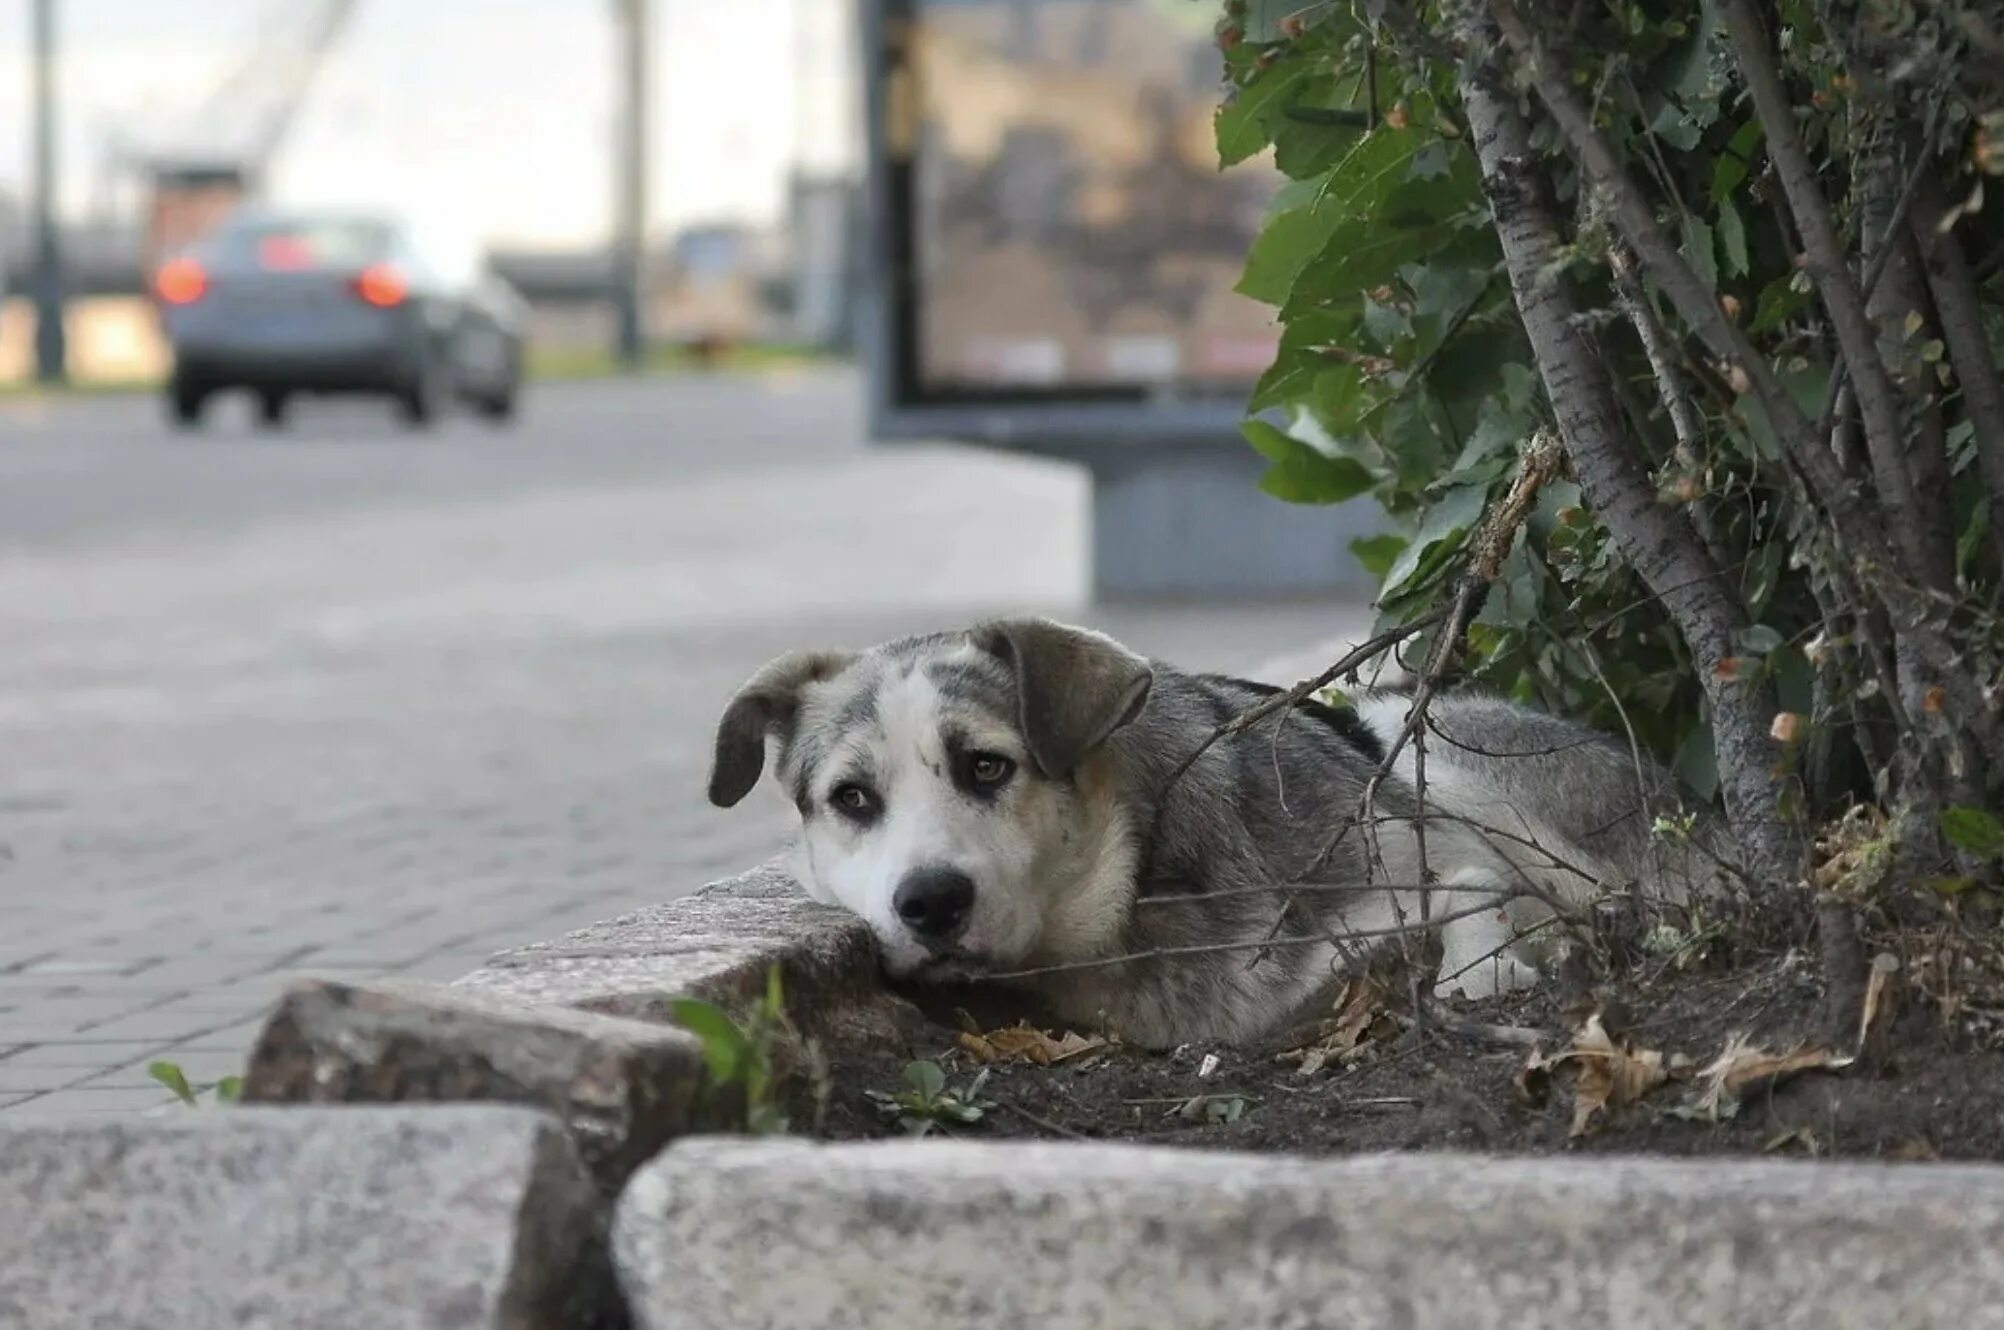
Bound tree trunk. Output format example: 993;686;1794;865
1455;43;1801;887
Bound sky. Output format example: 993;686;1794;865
0;0;854;249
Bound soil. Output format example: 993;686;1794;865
802;896;2004;1163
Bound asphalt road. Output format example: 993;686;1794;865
0;369;1368;1114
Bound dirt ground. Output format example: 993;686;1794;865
806;892;2004;1162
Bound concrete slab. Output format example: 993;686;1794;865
0;1105;612;1329
616;1139;2004;1330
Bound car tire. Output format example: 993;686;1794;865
397;355;440;430
475;375;519;425
256;391;290;430
167;377;208;430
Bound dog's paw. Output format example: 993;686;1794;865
1434;955;1541;1002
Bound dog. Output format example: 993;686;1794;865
708;617;1727;1048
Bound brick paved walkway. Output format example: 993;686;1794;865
0;372;1366;1114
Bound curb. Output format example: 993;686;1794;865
615;1138;2004;1330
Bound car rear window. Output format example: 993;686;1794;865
213;219;393;270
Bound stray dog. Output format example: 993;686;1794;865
708;617;1726;1048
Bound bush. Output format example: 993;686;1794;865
1219;0;2004;896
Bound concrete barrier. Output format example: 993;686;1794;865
615;1138;2004;1330
0;1105;616;1329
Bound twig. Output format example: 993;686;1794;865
992;1094;1089;1141
1813;99;1943;436
1255;433;1565;962
974;900;1504;982
1133;879;1515;908
1151;610;1446;817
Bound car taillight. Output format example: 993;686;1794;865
154;258;207;305
352;264;409;308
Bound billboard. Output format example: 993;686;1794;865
865;0;1282;447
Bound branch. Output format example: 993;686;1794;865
1609;245;1738;579
1913;175;2004;572
1716;0;1943;591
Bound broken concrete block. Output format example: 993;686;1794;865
242;977;713;1188
455;861;921;1046
615;1139;2004;1330
0;1106;615;1330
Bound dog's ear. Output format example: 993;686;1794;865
974;618;1153;779
709;651;854;808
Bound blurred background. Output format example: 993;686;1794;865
0;0;1377;1114
0;0;863;381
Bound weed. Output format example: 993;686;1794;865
149;1062;241;1107
669;965;797;1134
865;1060;997;1137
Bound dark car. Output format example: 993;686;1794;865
153;208;526;430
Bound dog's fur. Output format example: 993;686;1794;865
709;617;1729;1048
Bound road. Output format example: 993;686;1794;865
0;370;1368;1114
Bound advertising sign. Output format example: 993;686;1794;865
865;0;1280;447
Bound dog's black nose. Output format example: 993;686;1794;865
893;867;975;941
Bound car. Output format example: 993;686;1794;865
151;208;527;430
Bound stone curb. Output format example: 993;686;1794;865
241;977;716;1190
614;1138;2004;1330
453;859;921;1046
0;1105;616;1330
242;863;921;1188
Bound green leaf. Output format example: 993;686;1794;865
213;1075;243;1104
1216;58;1311;166
1241;420;1301;462
1679;214;1718;289
1737;624;1785;655
763;964;785;1021
1381;484;1486;600
903;1060;947;1103
668;998;750;1084
1244;418;1377;504
1750;275;1809;332
1259;452;1377;504
1717;199;1749;278
1651;104;1703;151
149;1062;197;1107
1711;119;1765;205
1673;725;1719;802
1959;500;1991;579
1942;807;2004;859
1350;533;1410;578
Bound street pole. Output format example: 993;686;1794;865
612;0;649;370
30;0;67;385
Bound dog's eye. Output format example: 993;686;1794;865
830;783;877;818
968;753;1016;789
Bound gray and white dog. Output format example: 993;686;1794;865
709;617;1723;1048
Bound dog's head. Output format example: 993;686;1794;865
707;617;1153;978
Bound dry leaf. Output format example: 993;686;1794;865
1764;1126;1822;1155
957;1022;1106;1067
1770;711;1805;743
1275;980;1386;1076
1514;1044;1558;1107
1689;1033;1852;1121
1857;952;1900;1051
1566;1013;1669;1138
